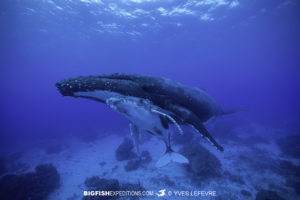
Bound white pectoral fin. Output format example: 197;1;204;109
129;122;140;155
155;153;172;168
155;152;189;168
170;152;189;164
151;109;183;135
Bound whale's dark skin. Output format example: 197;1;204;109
56;73;230;152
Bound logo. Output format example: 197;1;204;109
156;189;166;197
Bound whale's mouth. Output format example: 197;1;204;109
106;97;120;110
56;81;75;96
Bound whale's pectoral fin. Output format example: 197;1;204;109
168;105;224;152
192;122;224;152
151;109;183;135
167;104;191;121
129;122;140;155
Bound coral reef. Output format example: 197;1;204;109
150;175;175;187
273;160;300;177
277;134;300;159
115;138;137;161
224;170;245;185
238;148;300;196
124;150;152;172
179;142;222;180
139;151;152;164
0;163;60;200
270;160;300;194
240;189;252;197
238;148;279;173
2;152;28;174
286;178;300;195
124;160;140;172
111;165;119;173
255;189;285;200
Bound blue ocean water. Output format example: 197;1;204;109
0;0;300;200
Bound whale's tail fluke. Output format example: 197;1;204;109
155;148;189;168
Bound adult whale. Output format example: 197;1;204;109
56;73;235;152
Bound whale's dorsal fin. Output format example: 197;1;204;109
151;109;183;135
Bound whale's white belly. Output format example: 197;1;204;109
125;107;164;134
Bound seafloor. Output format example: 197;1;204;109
0;119;299;200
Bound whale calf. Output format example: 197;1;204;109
106;95;189;167
56;73;237;152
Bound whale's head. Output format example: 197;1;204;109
55;75;147;103
55;76;137;103
106;96;125;111
55;76;110;96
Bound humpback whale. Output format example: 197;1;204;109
106;95;189;167
56;73;233;152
